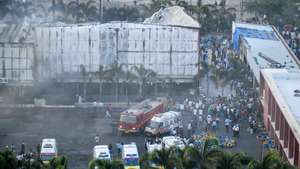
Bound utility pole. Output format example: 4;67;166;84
99;0;104;22
52;0;56;21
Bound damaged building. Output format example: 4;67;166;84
35;22;199;83
0;6;200;87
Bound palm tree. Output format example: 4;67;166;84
79;64;87;100
49;156;68;169
88;159;124;169
214;151;250;169
248;150;296;169
0;150;17;169
106;61;124;102
210;67;229;96
124;70;137;106
67;0;98;22
94;65;107;102
5;0;34;20
132;65;156;99
141;138;221;169
196;138;221;169
48;0;66;21
140;147;183;169
182;146;202;169
0;0;10;18
194;61;211;95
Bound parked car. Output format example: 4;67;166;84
162;136;185;150
93;145;111;161
40;138;57;162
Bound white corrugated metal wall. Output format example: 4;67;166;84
0;43;34;85
35;23;199;82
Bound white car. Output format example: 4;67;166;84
40;139;57;162
162;136;185;150
147;143;162;153
93;145;111;161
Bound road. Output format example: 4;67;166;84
0;103;260;169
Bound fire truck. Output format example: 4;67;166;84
118;98;167;134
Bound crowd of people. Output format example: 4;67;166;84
280;25;300;60
180;81;259;141
169;34;261;144
200;35;233;70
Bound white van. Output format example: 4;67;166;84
162;136;185;150
40;139;57;162
145;111;182;136
122;143;140;169
93;145;111;161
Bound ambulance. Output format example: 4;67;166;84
122;143;140;169
40;138;58;162
93;145;111;161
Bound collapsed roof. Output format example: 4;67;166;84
0;21;33;43
144;6;200;28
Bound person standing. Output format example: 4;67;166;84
21;143;25;155
212;120;217;132
95;134;100;145
106;104;112;118
108;144;113;156
225;118;231;133
187;122;192;138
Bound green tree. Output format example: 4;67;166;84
191;1;236;33
67;0;98;22
88;159;124;169
106;61;124;102
49;156;68;169
194;61;211;95
0;0;10;18
124;69;137;106
104;6;141;22
4;0;34;20
48;0;66;21
141;138;221;169
210;67;229;96
215;151;251;169
140;147;183;169
132;65;156;99
245;0;286;19
248;150;296;169
245;0;300;26
94;65;107;102
0;150;17;169
79;64;87;100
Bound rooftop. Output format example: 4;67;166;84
144;6;200;28
233;22;300;82
262;69;300;142
122;99;165;116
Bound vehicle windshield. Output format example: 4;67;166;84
150;121;161;128
124;158;139;166
120;115;137;124
98;154;109;158
43;144;53;148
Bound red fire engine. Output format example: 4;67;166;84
118;98;167;134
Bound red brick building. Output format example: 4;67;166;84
260;69;300;167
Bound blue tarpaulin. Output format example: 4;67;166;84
233;27;279;51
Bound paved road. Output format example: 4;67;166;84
0;102;260;169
